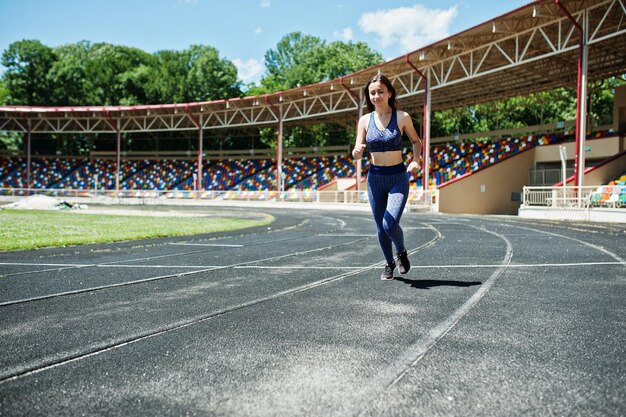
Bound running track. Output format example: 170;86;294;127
1;206;624;416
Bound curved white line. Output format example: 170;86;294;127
504;223;626;267
356;224;513;416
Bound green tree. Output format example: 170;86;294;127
47;41;91;106
81;43;156;105
261;32;326;92
0;77;23;151
183;45;242;102
588;76;626;126
143;49;188;103
258;33;382;149
260;32;382;93
0;78;8;105
1;39;57;105
141;46;243;104
324;41;383;79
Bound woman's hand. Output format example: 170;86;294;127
406;160;420;174
352;143;367;159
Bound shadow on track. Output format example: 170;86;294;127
394;277;482;290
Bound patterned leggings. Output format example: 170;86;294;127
367;164;410;264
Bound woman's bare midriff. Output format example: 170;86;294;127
369;150;404;166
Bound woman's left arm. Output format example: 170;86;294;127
401;111;422;173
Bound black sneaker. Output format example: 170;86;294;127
381;261;396;280
396;250;410;274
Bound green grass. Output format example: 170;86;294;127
0;209;274;251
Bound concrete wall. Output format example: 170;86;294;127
438;148;536;215
534;136;622;164
436;136;624;215
572;150;626;186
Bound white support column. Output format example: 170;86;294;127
26;121;31;192
277;106;283;192
115;120;121;197
423;69;431;191
356;89;363;195
197;115;204;193
577;37;589;199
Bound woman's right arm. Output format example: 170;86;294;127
352;115;368;159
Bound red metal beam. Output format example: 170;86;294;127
405;54;430;190
184;106;203;192
555;0;585;189
104;112;121;194
263;95;283;192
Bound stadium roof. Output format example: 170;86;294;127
1;0;625;134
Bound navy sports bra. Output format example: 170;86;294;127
365;110;403;152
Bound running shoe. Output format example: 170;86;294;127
381;261;396;280
396;250;410;274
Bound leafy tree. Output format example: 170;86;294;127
588;76;626;126
324;41;383;79
143;49;188;103
47;41;91;106
0;78;8;105
81;43;156;105
260;32;382;93
261;32;326;92
258;32;382;148
140;46;243;104
1;39;57;105
183;45;242;102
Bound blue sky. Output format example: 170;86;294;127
0;0;531;85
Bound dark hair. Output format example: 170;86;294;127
363;73;397;113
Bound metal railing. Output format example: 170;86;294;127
0;187;438;211
522;185;625;209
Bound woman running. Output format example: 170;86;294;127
352;73;422;280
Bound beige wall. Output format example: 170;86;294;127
438;149;536;215
534;136;622;164
436;137;624;215
566;151;626;186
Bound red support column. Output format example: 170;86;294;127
405;54;431;190
184;107;203;194
197;115;204;193
104;113;121;196
116;129;121;195
263;96;282;192
340;77;363;195
556;0;588;196
25;121;31;192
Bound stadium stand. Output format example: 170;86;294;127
588;173;626;208
0;129;615;193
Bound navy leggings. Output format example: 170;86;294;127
367;163;410;264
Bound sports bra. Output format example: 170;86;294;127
365;110;403;152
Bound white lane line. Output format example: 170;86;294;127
502;223;626;267
235;266;359;269
96;265;220;269
0;235;373;307
0;233;442;383
0;262;92;267
393;227;514;387
356;224;513;416
316;234;374;237
1;261;621;269
169;243;243;247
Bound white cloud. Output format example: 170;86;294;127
358;5;458;53
333;27;353;41
260;0;271;8
254;27;262;35
233;58;264;84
